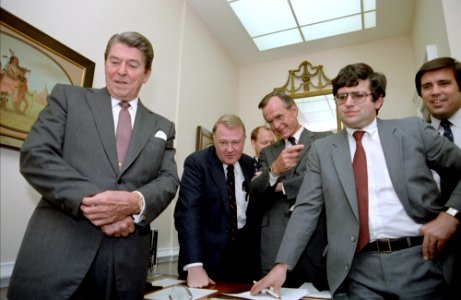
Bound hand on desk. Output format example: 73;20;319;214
251;263;287;297
187;266;216;288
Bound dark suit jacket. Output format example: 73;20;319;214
174;146;257;282
8;84;179;300
277;117;461;295
249;128;331;288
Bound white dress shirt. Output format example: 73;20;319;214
346;119;421;240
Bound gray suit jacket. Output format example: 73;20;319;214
250;128;331;275
8;84;179;300
277;117;461;295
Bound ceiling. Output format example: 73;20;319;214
184;0;416;66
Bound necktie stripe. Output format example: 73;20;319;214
353;131;370;252
226;165;238;240
116;101;132;168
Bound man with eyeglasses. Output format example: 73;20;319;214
250;91;331;289
174;114;258;287
252;63;461;299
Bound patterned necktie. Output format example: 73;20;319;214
353;131;370;252
440;119;454;142
439;119;455;201
288;136;296;146
116;101;132;169
226;164;238;240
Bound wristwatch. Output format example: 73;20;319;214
445;207;461;221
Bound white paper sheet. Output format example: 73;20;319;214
298;282;332;299
224;287;309;300
150;278;186;288
145;286;218;300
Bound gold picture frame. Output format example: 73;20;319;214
196;126;213;151
0;8;95;149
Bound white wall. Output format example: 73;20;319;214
412;0;450;67
442;0;461;60
240;35;417;155
0;0;238;285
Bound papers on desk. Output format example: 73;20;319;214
298;282;332;299
145;286;218;300
224;287;308;300
150;278;186;288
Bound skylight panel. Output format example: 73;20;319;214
302;15;362;41
291;0;361;26
229;0;296;37
253;29;303;51
227;0;376;51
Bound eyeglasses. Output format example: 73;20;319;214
334;91;372;105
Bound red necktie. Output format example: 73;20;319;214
227;164;238;240
353;131;370;252
116;101;132;169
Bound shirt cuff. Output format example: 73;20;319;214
269;171;279;186
183;262;203;271
132;191;145;223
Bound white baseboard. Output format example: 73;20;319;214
0;247;179;288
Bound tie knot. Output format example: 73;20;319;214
119;101;130;109
353;130;365;141
227;164;234;172
288;136;296;145
440;119;451;130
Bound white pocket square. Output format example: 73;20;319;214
154;130;167;141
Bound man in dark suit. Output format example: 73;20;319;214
252;63;461;299
250;125;275;172
250;91;331;289
7;32;179;300
174;114;257;288
416;56;461;298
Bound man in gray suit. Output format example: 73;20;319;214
7;32;179;300
249;91;331;289
252;63;461;299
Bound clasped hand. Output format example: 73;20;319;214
80;190;139;237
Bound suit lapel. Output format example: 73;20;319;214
86;88;119;174
121;100;156;172
331;130;360;220
377;119;408;201
207;148;230;215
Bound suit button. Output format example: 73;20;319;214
350;236;356;242
117;179;123;184
345;265;349;271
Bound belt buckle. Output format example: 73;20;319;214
376;239;392;252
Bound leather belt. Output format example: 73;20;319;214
361;236;424;253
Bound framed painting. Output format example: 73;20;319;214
0;8;95;149
196;126;213;151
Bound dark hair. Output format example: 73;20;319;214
415;57;461;96
250;126;271;141
332;63;386;102
104;31;154;70
258;91;296;110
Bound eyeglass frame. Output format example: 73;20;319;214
334;91;372;105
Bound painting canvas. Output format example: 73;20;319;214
0;8;95;149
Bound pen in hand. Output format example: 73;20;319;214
253;281;280;299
